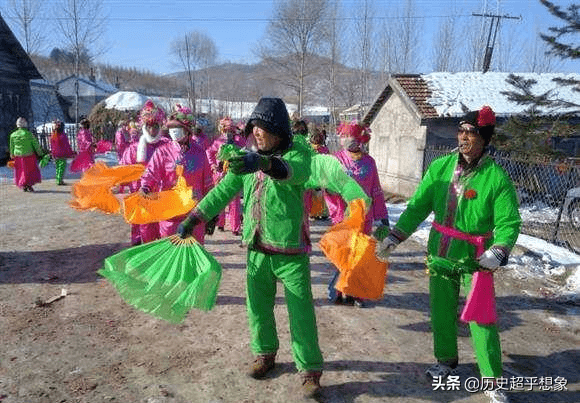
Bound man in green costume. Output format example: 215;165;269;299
178;97;341;398
376;106;521;403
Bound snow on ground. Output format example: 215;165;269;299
387;203;580;301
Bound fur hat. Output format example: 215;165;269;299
16;117;27;128
138;100;166;127
460;105;496;145
337;121;371;144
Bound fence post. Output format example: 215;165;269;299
550;163;573;245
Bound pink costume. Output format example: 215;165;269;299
50;131;75;159
326;149;388;235
115;127;130;162
119;137;170;245
71;127;95;173
140;141;213;243
77;127;94;155
304;143;330;217
205;129;246;234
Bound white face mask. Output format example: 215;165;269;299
169;127;186;142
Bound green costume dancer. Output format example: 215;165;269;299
178;98;368;399
377;106;521;403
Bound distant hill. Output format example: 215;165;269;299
29;53;378;109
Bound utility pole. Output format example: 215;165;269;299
472;13;521;73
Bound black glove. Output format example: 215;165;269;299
177;214;202;239
205;215;219;235
229;152;270;174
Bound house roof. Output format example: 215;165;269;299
55;75;118;95
0;13;42;80
365;72;580;123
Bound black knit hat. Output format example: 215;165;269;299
245;98;292;150
460;105;496;146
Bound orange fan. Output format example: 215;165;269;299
319;198;388;300
123;165;197;224
69;162;145;214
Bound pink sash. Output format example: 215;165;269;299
431;222;497;325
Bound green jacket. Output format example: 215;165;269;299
196;141;312;253
195;140;370;254
9;128;43;158
392;152;521;264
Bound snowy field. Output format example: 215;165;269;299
2;152;579;300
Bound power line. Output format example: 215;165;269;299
472;13;522;73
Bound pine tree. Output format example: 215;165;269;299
496;1;579;156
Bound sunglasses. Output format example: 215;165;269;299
458;126;479;135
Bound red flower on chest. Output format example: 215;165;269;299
464;189;477;199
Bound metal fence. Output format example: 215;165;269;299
33;126;79;153
423;145;580;255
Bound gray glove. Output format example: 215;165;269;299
478;247;507;271
376;234;400;262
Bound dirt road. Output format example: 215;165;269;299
1;178;579;403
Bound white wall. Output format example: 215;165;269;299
369;93;427;198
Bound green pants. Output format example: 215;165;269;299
429;271;502;378
246;249;323;372
55;158;66;183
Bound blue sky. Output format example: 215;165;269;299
3;0;579;75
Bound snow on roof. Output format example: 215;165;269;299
103;91;149;110
422;72;580;118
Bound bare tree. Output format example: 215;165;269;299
378;0;421;74
54;0;106;123
525;24;562;72
432;14;460;72
6;0;45;54
352;0;376;107
170;31;217;116
259;0;330;115
323;0;345;127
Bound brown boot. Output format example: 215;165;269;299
248;353;276;379
301;370;322;398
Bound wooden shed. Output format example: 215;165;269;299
0;13;42;163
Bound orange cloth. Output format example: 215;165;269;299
123;166;197;224
69;162;145;214
309;190;326;217
319;198;388;300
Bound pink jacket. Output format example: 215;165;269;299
326;149;388;233
141;141;213;203
205;133;246;184
76;128;94;153
115;128;130;159
50;132;75;159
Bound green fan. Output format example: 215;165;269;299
98;235;222;323
39;154;51;168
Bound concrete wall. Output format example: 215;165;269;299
369;92;427;198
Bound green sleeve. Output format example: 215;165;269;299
9;133;15;157
195;171;244;220
278;143;311;186
305;154;371;207
394;160;439;239
31;133;43;156
491;170;522;250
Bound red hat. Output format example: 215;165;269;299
138;100;166;127
337;121;371;144
460;105;496;145
166;104;194;132
218;116;236;134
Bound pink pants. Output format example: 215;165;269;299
217;194;242;233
